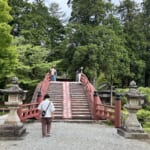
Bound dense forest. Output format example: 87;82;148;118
0;0;150;91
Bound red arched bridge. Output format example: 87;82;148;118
17;73;121;127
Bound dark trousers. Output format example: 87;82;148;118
41;117;52;137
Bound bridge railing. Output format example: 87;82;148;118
81;73;102;119
31;82;42;103
94;90;121;127
94;103;115;122
17;102;39;121
36;72;50;103
81;73;121;127
17;73;50;122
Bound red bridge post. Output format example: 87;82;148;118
93;91;101;120
115;94;121;128
37;91;42;104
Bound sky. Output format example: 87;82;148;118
29;0;143;19
46;0;143;18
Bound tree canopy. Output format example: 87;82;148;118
0;0;150;91
0;0;17;81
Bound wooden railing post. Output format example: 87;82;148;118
115;94;121;128
93;91;101;120
37;90;42;104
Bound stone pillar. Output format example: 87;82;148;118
0;77;26;140
117;80;148;139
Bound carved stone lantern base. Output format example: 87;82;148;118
0;124;26;140
117;128;149;139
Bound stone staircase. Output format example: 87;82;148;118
47;82;63;119
47;81;92;122
70;83;92;120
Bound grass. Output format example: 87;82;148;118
144;128;150;133
0;112;8;116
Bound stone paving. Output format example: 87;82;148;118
0;116;150;150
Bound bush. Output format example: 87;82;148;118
137;109;150;126
138;87;150;111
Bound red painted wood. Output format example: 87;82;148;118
63;82;72;119
115;99;121;128
17;103;39;121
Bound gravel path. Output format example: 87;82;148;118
0;121;150;150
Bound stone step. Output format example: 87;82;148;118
72;115;92;119
71;99;88;102
47;81;92;121
53;119;94;123
72;104;89;107
72;112;91;116
72;108;90;111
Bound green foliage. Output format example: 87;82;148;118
115;88;129;94
0;0;149;103
64;23;130;83
12;37;50;81
0;0;12;23
9;0;65;50
0;0;18;81
0;23;12;47
142;0;150;86
70;0;113;25
138;87;150;110
137;109;150;126
96;73;108;88
117;0;149;86
0;112;8;116
115;88;129;107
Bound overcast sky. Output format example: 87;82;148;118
29;0;143;19
47;0;143;18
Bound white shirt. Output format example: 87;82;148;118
50;68;56;75
38;98;55;117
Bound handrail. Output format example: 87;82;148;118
31;82;42;103
80;73;117;125
17;102;39;121
37;72;50;103
17;73;50;121
95;104;115;122
81;73;102;119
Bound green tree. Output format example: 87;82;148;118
49;2;66;20
9;0;66;66
63;0;130;86
117;0;146;85
0;0;17;82
70;0;113;25
8;0;65;49
63;23;129;84
12;36;50;83
142;0;150;86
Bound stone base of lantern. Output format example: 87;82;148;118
0;123;26;140
117;128;149;139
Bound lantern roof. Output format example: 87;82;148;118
0;77;24;94
126;80;144;98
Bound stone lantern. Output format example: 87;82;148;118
0;77;26;140
117;80;148;139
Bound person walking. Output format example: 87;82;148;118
38;94;55;137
